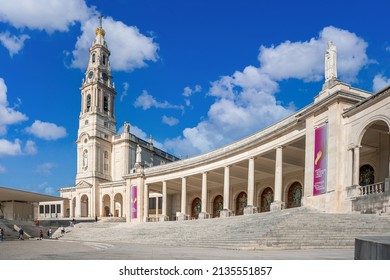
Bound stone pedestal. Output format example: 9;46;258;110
270;201;284;211
159;215;169;222
220;209;233;218
244;205;257;215
198;212;210;219
176;213;188;221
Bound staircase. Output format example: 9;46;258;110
60;207;390;250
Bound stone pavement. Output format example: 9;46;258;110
0;238;354;260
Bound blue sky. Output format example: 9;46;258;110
0;0;389;195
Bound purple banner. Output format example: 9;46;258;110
313;124;328;196
131;185;137;219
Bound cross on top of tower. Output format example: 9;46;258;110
96;14;106;37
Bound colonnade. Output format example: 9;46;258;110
143;146;287;222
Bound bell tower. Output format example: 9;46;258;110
76;15;117;185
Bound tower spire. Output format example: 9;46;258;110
96;14;106;37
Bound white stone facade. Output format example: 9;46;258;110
42;26;390;222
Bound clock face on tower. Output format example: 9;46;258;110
88;71;93;79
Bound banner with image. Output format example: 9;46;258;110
131;185;137;219
313;124;328;196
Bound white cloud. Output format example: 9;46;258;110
120;82;129;102
134;90;184;111
163;26;368;157
0;32;30;56
35;162;56;175
183;85;202;97
70;17;159;71
0;0;91;33
25;120;67;140
0;165;6;173
24;140;37;155
0;139;22;156
0;78;28;135
259;26;369;83
373;74;390;92
162;115;179;126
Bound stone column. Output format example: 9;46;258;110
160;181;169;221
353;146;360;186
271;146;284;211
221;166;231;217
199;172;209;219
178;177;187;221
110;192;115;217
69;197;73;218
155;196;159;220
143;184;149;222
245;157;257;215
76;194;81;217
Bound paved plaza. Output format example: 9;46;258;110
0;238;354;260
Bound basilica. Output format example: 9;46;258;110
39;23;390;222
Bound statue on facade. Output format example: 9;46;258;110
325;41;337;81
83;149;88;170
124;121;130;133
136;145;142;165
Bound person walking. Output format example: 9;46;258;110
48;228;52;239
18;228;24;240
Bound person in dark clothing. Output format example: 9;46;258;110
18;228;24;240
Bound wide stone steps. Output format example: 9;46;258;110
60;207;390;250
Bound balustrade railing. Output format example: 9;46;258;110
358;181;385;196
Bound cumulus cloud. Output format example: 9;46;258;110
70;17;159;71
120;82;129;102
162;115;179;126
259;26;369;83
0;0;91;32
35;162;56;176
163;26;369;157
134;90;184;112
0;78;28;135
373;74;390;92
24;140;37;155
25;120;67;140
0;32;30;56
0;139;22;156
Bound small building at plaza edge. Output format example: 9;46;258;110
40;23;390;222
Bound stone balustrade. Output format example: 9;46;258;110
358;182;385;196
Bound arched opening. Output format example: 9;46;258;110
287;182;302;208
80;194;89;217
191;197;201;219
86;94;91;112
359;164;375;186
235;192;247;216
260;187;274;212
114;193;123;217
213;195;223;218
92;53;96;63
359;120;389;186
103;96;108;112
102;194;110;217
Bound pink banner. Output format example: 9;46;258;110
131;185;137;219
313;124;328;196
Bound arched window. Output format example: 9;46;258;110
92;53;96;63
235;192;247;216
86;94;91;112
287;182;302;208
261;187;274;212
103;96;108;112
213;195;223;217
359;164;375;186
191;198;201;219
